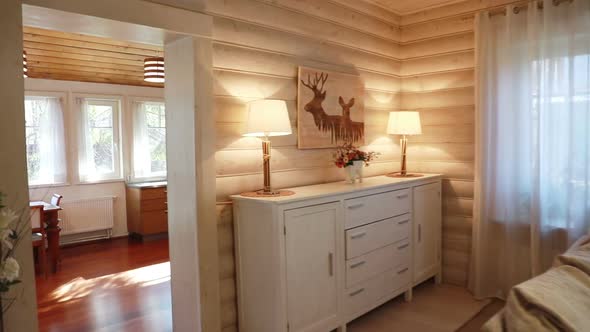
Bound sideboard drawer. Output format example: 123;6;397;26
344;189;410;229
346;214;411;259
345;265;410;317
346;239;411;288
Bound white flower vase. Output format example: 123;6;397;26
345;161;364;184
352;160;364;183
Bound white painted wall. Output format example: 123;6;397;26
0;1;39;331
25;78;164;239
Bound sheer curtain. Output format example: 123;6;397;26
38;97;66;184
132;101;151;179
470;0;590;299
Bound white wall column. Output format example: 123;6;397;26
0;1;39;331
165;36;220;332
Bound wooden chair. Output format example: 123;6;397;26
50;194;63;207
31;205;47;278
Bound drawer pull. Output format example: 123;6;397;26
165;210;168;214
164;190;168;193
350;261;366;269
347;203;365;209
397;193;409;199
328;252;334;277
349;288;365;297
397;219;409;225
397;267;409;274
398;243;409;250
350;232;366;239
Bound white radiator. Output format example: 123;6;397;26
59;196;115;237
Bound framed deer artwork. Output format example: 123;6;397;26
297;66;365;149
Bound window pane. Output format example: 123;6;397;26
145;103;166;175
84;101;118;179
24;99;46;184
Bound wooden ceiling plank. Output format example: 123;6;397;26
24;48;144;66
24;41;149;62
28;67;146;81
29;61;144;76
23;26;164;52
24;33;163;57
26;54;142;72
27;71;162;88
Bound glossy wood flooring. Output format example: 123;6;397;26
36;238;171;332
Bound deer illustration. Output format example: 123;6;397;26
300;72;364;144
338;96;364;143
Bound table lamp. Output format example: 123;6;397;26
241;99;295;197
387;111;423;177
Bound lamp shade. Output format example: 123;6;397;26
387;111;422;135
243;99;292;137
144;57;165;83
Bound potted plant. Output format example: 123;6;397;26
333;143;378;184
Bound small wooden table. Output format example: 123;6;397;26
30;201;62;273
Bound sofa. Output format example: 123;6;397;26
483;235;590;332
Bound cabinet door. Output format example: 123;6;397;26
412;182;442;284
285;202;340;332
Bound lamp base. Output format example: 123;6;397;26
386;172;424;178
240;189;296;198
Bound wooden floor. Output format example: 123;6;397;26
36;238;171;332
37;238;499;332
348;282;493;332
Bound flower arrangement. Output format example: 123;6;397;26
0;193;24;315
332;143;379;168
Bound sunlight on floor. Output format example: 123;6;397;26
50;262;171;303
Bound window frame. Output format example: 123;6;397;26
24;91;68;188
129;97;167;183
76;95;124;184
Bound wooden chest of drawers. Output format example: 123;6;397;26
126;182;168;239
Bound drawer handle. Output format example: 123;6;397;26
165;210;168;214
328;252;334;277
397;193;408;199
397;267;409;274
350;232;366;239
350;261;366;269
349;288;365;297
398;243;409;250
164;201;168;205
164;190;168;193
347;203;364;209
397;219;409;225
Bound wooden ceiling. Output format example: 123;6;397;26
23;26;164;87
361;0;460;14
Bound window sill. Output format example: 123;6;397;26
77;179;126;186
28;182;70;189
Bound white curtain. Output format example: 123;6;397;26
471;0;590;299
132;101;151;179
38;97;66;184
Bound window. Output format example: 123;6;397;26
78;98;122;182
24;96;66;186
132;101;167;179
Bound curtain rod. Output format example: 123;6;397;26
488;0;574;17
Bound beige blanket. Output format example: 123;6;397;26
483;236;590;332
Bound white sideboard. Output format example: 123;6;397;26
231;174;442;332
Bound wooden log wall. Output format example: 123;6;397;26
207;2;403;330
399;0;519;287
208;1;521;329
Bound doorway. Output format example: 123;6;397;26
3;2;217;331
